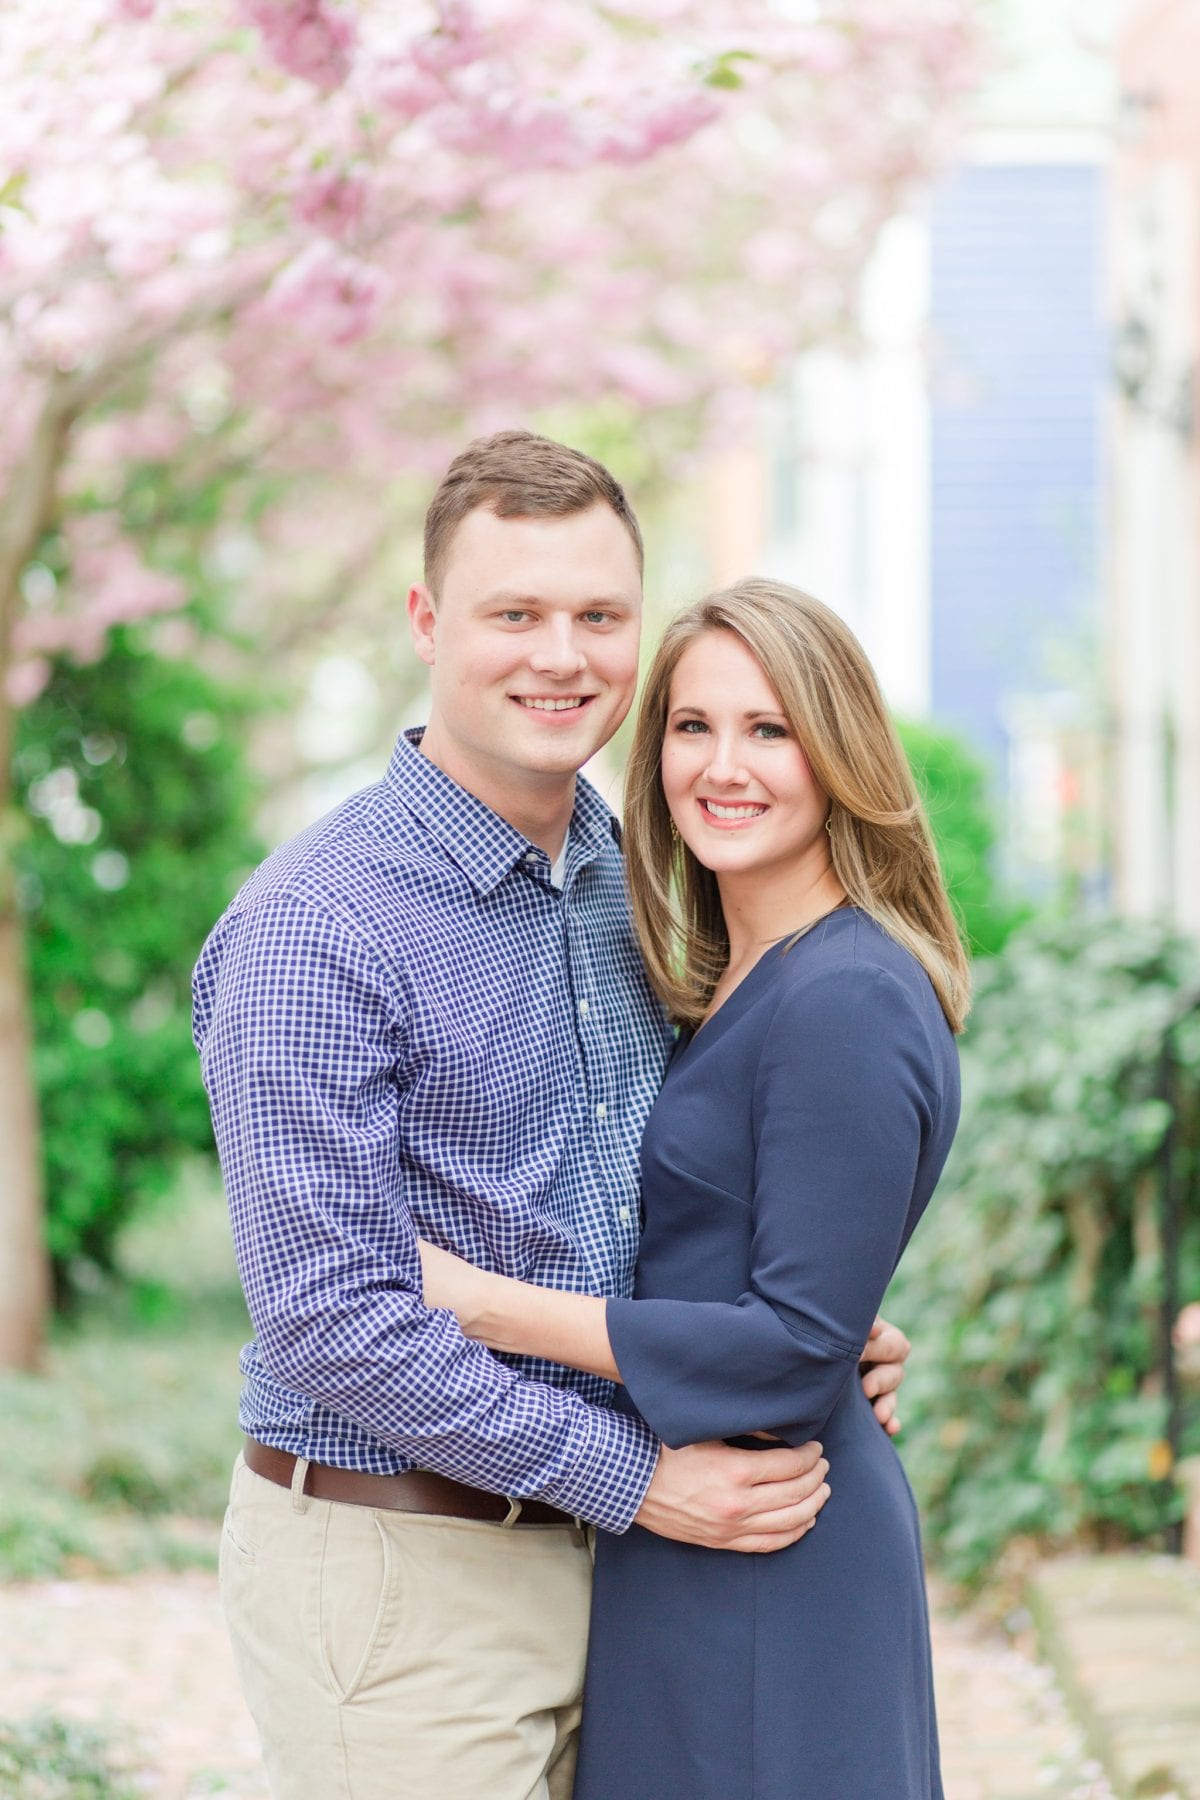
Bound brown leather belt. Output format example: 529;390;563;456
243;1437;579;1527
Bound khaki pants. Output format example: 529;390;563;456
219;1454;594;1800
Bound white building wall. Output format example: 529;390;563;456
759;214;932;720
1110;158;1200;930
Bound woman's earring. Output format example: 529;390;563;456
825;812;833;835
669;819;680;844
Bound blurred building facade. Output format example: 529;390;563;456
927;156;1105;895
1110;0;1200;934
704;0;1121;905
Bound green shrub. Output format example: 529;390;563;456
898;718;1029;957
0;1717;136;1798
0;1172;248;1579
890;913;1200;1584
15;627;260;1299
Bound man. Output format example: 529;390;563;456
193;431;910;1799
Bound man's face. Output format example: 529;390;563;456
409;503;643;793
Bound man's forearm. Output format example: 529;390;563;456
252;1276;657;1527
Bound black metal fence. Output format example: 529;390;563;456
1158;988;1200;1552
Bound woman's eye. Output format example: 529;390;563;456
753;723;788;740
675;719;708;734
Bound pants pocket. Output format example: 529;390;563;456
318;1506;394;1706
220;1504;258;1565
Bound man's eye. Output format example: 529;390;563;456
582;610;612;625
500;610;530;624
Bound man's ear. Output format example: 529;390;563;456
408;583;437;667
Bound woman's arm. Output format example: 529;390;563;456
603;964;941;1449
418;1241;618;1381
420;1208;915;1440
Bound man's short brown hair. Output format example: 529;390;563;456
423;429;644;598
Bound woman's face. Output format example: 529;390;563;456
661;629;830;883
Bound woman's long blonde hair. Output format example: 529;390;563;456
624;579;971;1034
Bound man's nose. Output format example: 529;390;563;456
529;620;588;679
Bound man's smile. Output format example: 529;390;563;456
512;695;596;715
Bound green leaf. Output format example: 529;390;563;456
703;50;758;90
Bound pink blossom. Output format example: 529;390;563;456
11;517;189;673
70;411;189;476
596;343;693;410
601;92;721;165
410;1;487;77
743;228;806;286
294;167;367;239
1;0;983;704
6;659;51;706
372;62;446;122
267;239;386;344
240;1;356;92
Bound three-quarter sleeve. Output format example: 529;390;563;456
605;961;937;1448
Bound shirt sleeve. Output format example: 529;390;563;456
194;892;659;1532
604;962;937;1449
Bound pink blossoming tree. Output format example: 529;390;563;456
0;0;981;1365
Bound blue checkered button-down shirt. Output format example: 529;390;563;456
192;729;673;1532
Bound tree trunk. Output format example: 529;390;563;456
0;374;74;1369
0;868;48;1368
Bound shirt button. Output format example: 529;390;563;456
618;1205;632;1223
524;849;539;863
579;998;590;1018
595;1102;607;1121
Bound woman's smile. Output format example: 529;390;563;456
696;798;769;827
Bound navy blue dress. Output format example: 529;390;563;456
575;908;960;1800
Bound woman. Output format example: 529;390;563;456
422;580;967;1799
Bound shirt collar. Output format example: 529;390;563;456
382;727;620;896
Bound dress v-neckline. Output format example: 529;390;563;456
683;904;859;1055
692;942;780;1038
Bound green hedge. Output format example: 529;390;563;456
16;628;260;1298
897;718;1028;958
890;914;1200;1584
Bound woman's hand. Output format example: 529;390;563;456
418;1239;493;1337
859;1315;911;1436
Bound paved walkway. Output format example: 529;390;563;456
1030;1555;1200;1799
0;1572;1115;1798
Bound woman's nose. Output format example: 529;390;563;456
703;737;748;785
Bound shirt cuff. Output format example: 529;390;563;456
536;1400;660;1534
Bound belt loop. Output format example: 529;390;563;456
290;1456;311;1513
501;1497;522;1528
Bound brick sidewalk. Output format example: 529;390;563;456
0;1571;1115;1798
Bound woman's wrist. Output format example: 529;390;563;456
468;1272;529;1353
478;1284;618;1380
448;1264;497;1341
